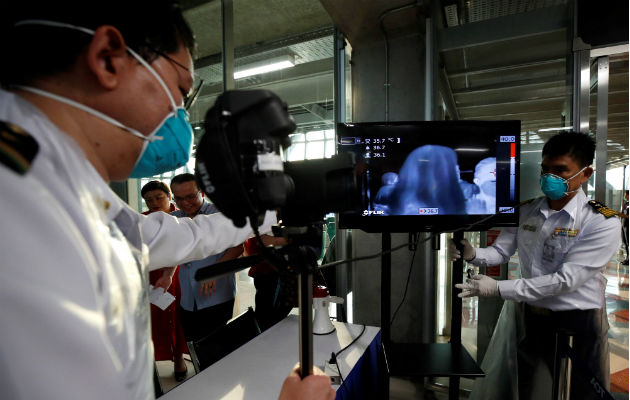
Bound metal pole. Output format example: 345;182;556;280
572;50;591;133
298;270;313;378
333;29;346;125
221;0;235;91
595;56;609;202
450;231;464;400
381;232;392;349
425;16;437;121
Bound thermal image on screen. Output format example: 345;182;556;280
337;121;519;232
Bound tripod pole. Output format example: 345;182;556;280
298;269;314;378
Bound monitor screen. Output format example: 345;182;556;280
336;120;520;232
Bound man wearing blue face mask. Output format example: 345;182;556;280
0;2;334;400
450;131;621;400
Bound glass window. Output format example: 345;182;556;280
306;130;325;140
306;140;325;159
286;142;305;162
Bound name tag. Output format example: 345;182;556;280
523;224;537;232
554;227;578;237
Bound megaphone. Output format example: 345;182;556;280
313;285;344;335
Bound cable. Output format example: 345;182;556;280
334;355;345;384
390;234;421;325
335;323;366;359
388;204;524;325
317;242;409;271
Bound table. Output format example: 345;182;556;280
161;314;381;400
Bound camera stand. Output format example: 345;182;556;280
194;223;323;379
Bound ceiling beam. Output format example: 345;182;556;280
448;57;565;78
195;27;334;69
438;4;568;52
457;95;566;109
452;76;567;95
301;103;330;120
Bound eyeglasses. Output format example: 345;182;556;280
173;191;200;203
145;45;204;110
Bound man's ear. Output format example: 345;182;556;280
580;167;593;184
85;26;129;90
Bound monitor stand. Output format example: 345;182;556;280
380;231;484;399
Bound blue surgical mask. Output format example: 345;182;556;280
539;166;587;200
129;108;193;177
13;20;193;178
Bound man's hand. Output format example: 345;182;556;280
455;274;499;298
154;266;177;291
278;364;335;400
200;280;217;297
448;239;476;262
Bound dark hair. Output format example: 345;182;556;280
542;131;596;168
0;0;195;87
141;180;170;198
171;173;196;187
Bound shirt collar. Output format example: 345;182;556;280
539;189;583;221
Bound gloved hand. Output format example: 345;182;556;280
455;274;499;298
448;239;476;262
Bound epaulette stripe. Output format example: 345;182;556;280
0;141;30;173
587;199;617;219
0;120;39;175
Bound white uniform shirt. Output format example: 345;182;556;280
471;191;621;311
0;89;274;400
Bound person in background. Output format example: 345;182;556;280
0;1;333;398
466;157;497;214
170;173;244;342
244;234;293;331
373;171;399;215
452;131;621;400
141;180;188;381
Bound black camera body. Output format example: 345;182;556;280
195;90;360;229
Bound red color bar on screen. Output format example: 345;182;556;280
510;143;515;157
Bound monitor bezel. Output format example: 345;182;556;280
336;120;521;233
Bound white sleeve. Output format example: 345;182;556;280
142;209;277;269
0;171;128;400
469;227;518;267
498;215;621;302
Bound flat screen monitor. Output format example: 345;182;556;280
336;120;521;232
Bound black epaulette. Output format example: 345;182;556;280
0;120;39;175
587;200;617;219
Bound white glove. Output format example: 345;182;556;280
448;239;476;262
455;274;499;298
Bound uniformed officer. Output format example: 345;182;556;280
452;131;621;400
0;2;334;400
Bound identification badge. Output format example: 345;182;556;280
554;227;578;237
523;224;537;232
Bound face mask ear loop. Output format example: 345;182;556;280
14;85;162;142
15;19;96;35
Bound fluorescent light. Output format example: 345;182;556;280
234;55;295;79
538;127;573;133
